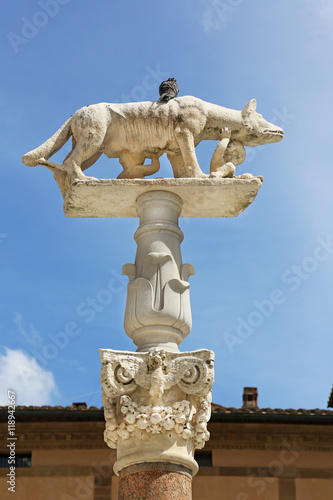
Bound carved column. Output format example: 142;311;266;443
100;190;215;499
22;89;282;500
123;191;194;352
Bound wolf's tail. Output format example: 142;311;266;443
22;117;72;167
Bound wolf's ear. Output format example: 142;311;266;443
242;99;257;118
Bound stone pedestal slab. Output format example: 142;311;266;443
63;177;263;218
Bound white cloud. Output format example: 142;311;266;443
305;0;333;36
0;347;58;405
60;358;86;373
13;312;42;345
311;0;333;21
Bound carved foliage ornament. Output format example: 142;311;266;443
123;257;194;342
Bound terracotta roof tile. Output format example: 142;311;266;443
0;404;332;416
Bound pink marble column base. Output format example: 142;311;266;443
118;462;192;500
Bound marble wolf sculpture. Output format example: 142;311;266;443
22;96;283;190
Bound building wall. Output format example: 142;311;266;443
296;479;333;500
192;476;279;500
0;476;95;500
1;447;333;500
1;414;333;499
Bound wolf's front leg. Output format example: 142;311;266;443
167;153;184;178
175;129;206;178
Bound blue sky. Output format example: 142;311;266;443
1;0;332;410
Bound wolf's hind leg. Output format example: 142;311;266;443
63;141;102;183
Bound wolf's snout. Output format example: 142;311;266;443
264;127;284;142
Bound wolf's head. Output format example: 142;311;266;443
232;99;284;147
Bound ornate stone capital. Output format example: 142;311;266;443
99;348;214;475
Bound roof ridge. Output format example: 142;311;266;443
0;405;332;414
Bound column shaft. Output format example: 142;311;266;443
122;190;194;352
118;463;192;500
